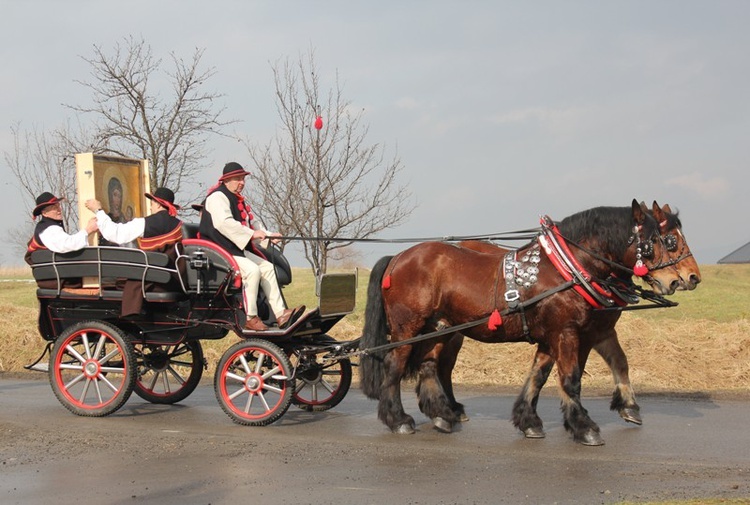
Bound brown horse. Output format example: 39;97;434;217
359;200;687;445
456;202;701;439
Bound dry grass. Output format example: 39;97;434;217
453;314;750;394
2;264;749;396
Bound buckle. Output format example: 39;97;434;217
504;290;520;303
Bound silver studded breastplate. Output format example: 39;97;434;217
503;243;542;306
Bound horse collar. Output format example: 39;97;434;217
538;216;628;309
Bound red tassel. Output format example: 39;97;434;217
488;309;503;330
633;260;649;277
382;275;391;289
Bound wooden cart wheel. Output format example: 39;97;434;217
49;320;136;417
214;339;293;426
133;341;204;404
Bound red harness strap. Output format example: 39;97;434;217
538;219;627;309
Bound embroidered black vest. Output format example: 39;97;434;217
25;217;64;265
199;184;251;257
138;211;183;254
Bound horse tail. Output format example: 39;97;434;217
359;255;393;400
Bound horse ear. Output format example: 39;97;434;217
662;203;673;214
652;201;665;221
632;199;646;224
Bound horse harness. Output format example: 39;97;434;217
339;215;682;361
490;214;686;341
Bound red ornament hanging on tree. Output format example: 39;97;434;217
314;115;323;130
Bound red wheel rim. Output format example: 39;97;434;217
218;346;288;420
53;328;129;410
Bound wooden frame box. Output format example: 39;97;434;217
75;153;151;245
75;153;150;287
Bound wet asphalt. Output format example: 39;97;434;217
1;376;748;505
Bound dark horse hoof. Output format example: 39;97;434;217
577;430;605;446
394;423;416;435
458;412;470;423
523;427;546;439
619;407;642;425
432;417;453;433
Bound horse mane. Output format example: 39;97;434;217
661;209;682;231
557;205;659;257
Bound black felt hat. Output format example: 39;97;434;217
32;192;64;217
219;162;251;181
145;187;181;210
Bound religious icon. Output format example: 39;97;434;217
74;153;150;286
75;153;150;245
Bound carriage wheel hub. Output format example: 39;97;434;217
245;374;262;393
83;360;100;379
143;349;169;372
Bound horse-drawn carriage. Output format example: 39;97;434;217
28;223;359;426
27;200;701;445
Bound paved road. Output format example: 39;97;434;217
1;376;748;505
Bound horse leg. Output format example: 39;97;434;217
379;346;417;434
513;346;554;439
594;334;642;425
556;332;604;446
436;333;468;422
415;342;461;433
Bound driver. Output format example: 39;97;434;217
199;162;304;331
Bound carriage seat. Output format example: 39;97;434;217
182;222;200;239
178;239;243;294
31;247;184;302
178;236;292;295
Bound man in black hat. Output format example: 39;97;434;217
86;187;183;316
86;187;182;250
199;162;304;332
25;192;98;265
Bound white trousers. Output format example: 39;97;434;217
233;252;285;317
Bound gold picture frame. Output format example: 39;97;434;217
75;153;150;287
75;153;151;245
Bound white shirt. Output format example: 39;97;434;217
204;191;268;251
38;225;89;253
96;210;144;247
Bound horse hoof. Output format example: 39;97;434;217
458;413;470;423
578;430;605;446
433;417;453;433
523;427;546;439
619;408;642;425
395;423;416;435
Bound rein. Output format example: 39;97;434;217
355;279;576;359
273;229;541;245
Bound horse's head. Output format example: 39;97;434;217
650;201;702;291
628;200;684;295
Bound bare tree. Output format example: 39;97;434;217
68;36;236;194
5;37;234;258
247;51;415;274
5;121;96;257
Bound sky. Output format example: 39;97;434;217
1;0;749;267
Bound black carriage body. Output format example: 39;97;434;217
29;225;358;423
32;242;244;345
